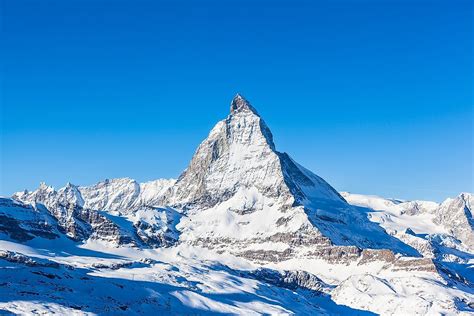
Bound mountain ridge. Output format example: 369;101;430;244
1;94;473;315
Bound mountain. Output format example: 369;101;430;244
1;95;473;315
342;192;473;256
162;94;344;209
434;193;473;249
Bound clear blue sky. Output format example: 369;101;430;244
1;0;472;202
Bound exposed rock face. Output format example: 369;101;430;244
359;249;397;264
0;198;59;241
433;193;473;249
0;250;61;268
239;249;295;263
359;249;436;272
244;268;331;293
11;180;179;247
399;200;439;216
130;207;181;247
13;184;130;245
307;246;362;263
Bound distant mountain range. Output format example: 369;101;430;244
1;95;472;315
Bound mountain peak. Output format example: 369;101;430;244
39;182;54;192
162;94;345;209
230;93;259;116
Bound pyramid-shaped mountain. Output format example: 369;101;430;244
163;94;345;210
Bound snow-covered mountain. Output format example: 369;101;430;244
1;95;473;315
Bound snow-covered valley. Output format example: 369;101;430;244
1;95;473;315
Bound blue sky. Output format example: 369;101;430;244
1;0;472;201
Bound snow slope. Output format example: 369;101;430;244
0;239;374;315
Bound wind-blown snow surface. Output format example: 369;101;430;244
0;238;374;315
1;95;473;315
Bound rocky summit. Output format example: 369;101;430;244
1;95;473;315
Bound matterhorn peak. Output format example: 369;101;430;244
160;94;345;210
230;93;259;116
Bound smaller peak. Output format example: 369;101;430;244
65;182;78;189
39;182;54;191
230;93;259;116
458;192;473;201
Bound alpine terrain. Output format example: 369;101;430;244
1;95;473;315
